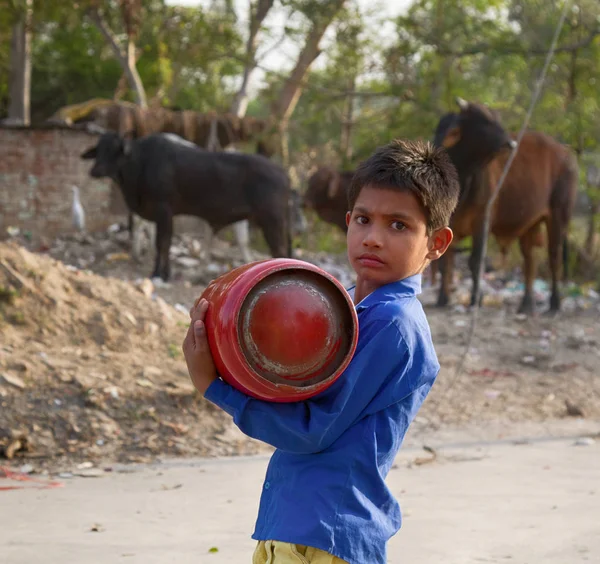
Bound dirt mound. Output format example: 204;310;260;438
1;238;599;474
0;242;269;470
0;241;183;352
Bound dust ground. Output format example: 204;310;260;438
1;228;599;472
1;227;599;562
1;428;598;564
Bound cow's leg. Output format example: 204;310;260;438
428;259;439;287
546;215;564;312
517;226;539;315
127;211;134;236
146;220;156;255
436;249;454;307
152;207;174;281
200;219;213;260
130;214;144;262
257;212;288;258
467;223;488;308
233;220;253;263
132;215;155;262
499;246;508;271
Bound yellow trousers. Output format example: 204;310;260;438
253;540;348;564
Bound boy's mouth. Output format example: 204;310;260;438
357;253;385;267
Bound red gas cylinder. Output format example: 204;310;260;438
198;258;359;402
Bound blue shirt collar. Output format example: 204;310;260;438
348;273;422;311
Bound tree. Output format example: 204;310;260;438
150;3;243;112
85;0;148;107
325;5;367;166
230;0;275;118
271;0;348;164
3;0;33;125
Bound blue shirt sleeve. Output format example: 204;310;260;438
203;318;415;454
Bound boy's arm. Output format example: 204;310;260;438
204;318;415;454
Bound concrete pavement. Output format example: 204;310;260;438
1;432;598;564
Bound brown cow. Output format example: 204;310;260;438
303;166;355;232
434;98;578;313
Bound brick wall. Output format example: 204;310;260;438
0;126;126;240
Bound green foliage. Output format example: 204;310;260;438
1;0;245;120
2;0;600;255
139;3;243;111
30;18;122;121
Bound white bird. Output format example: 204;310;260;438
71;185;86;232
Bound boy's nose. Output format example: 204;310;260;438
362;226;383;248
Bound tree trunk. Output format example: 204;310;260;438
272;26;328;125
114;46;143;101
340;75;356;166
271;0;347;164
89;10;148;108
6;0;33;125
230;0;274;118
125;39;147;107
113;73;128;101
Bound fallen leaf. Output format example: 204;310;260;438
76;461;94;470
160;421;189;435
5;439;23;459
123;311;137;326
1;373;26;389
106;252;130;262
75;468;104;478
565;400;585;417
135;378;154;388
160;483;183;491
413;445;437;466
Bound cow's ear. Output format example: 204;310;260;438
327;173;340;199
456;97;469;111
80;146;97;160
442;126;461;149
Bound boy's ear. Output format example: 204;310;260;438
345;211;351;227
426;226;453;261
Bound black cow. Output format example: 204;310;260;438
81;132;293;280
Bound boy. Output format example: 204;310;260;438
182;139;459;563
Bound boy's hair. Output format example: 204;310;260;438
347;139;460;233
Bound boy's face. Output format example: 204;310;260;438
346;185;453;289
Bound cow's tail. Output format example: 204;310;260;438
550;150;578;283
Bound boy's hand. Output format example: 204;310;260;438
182;298;218;395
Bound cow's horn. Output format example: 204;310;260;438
456;97;468;110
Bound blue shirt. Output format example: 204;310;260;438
204;274;440;564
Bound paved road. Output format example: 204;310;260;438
1;433;598;564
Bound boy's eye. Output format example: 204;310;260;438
355;215;368;225
392;221;406;231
